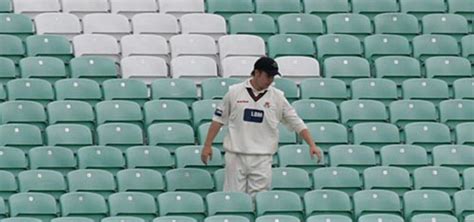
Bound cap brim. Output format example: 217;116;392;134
267;70;281;76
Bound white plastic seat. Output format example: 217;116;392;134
131;13;180;40
61;0;109;18
83;14;131;40
180;13;227;40
275;56;320;82
110;0;158;18
171;56;218;83
218;35;266;61
73;34;121;62
158;0;205;18
121;35;170;62
121;56;168;84
170;34;218;61
221;56;260;78
34;13;81;40
13;0;60;18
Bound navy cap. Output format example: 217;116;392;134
254;57;281;76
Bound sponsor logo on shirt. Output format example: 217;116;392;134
243;108;264;123
214;108;223;117
237;100;249;103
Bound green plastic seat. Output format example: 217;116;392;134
353;123;401;152
77;146;125;174
197;123;227;152
271;167;312;197
303;0;350;20
352;0;399;19
425;57;472;85
147;123;195;153
0;124;43;151
70;56;117;84
0;101;47;130
0;170;17;200
374;56;422;86
277;14;324;40
25;35;73;62
1;218;42;222
0;0;12;12
108;192;157;221
95;100;143;128
18;170;67;199
389;100;438;128
7;78;55;105
461;35;474;64
403;190;453;221
453;78;474;99
153;216;197;222
97;123;144;151
125;146;174;174
255;215;300;222
413;166;462;195
313;167;363;196
353;190;402;218
448;0;474;22
268;34;315;58
304;190;352;218
411;214;458;222
60;192;108;221
205;215;250;222
255;191;304;221
300;78;348;105
412;34;460;61
402;79;450;106
454;190;474;221
117;169;165;197
329;145;377;173
351;78;398;106
0;14;34;39
463;168;474;189
28;146;77;175
306;215;352;222
363;166;412;196
213;169;225;191
192;99;221;129
206;192;254;221
326;13;372;40
433;145;474;173
206;0;254;20
165;168;215;198
324;57;371;85
456;122;474;145
46;124;93;152
67;169;116;198
0;57;16;83
102;79;149;107
0;147;28;175
0;34;24;63
175;146;223;173
439;99;474;128
47;101;95;130
278;145;325;174
292;99;339;123
316;34;363;59
380;145;429;174
229;14;277;42
422;14;469;40
9;193;58;221
363;34;411;61
358;214;404;222
102;217;146;222
151;79;198;107
158;192;206;222
307;123;348;153
272;78;299;103
374;13;420;40
144;100;191;127
340;100;388;127
201;78;241;100
405;122;452;153
255;0;301;20
400;0;447;20
55;79;103;105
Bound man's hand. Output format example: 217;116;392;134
201;145;213;165
309;144;322;163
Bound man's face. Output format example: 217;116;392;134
253;70;275;90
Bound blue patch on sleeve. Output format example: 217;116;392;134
214;109;223;117
243;108;264;123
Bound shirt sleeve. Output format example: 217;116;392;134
212;91;231;125
280;96;307;133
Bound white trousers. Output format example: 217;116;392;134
223;152;273;199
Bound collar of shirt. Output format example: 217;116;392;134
245;78;267;94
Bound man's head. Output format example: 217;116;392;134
251;57;281;91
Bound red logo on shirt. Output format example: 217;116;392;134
237;100;249;103
264;102;271;108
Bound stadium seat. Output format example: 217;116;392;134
19;56;67;83
278;145;324;173
61;0;109;18
34;13;82;40
358;214;404;222
256;215;300;222
433;145;474;173
206;192;254;221
151;79;198;107
48;101;95;129
351;79;398;106
353;190;402;218
229;14;277;42
18;169;67;199
67;169;116;197
374;56;422;86
0;101;47;129
0;84;5;102
110;0;158;18
255;0;301;20
102;217;145;222
0;35;25;64
353;123;401;152
131;13;179;39
205;216;249;222
307;123;348;152
70;56;118;84
303;0;350;20
102;79;149;107
364;34;411;61
175;146;224;173
121;35;169;60
121;56;168;84
340;100;388;127
271;167;312;197
461;35;474;64
153;217;197;222
0;124;43;151
448;0;474;22
413;166;462;195
0;57;16;83
117;169;165;197
77;146;126;173
439;100;474;128
352;0;399;19
1;218;43;222
170;34;217;60
277;14;324;40
307;215;352;222
218;35;266;60
25;35;73;62
363;166;412;196
425;57;472;85
0;0;12;12
95;100;141;126
0;199;6;218
0;14;34;40
197;123;226;152
412;34;460;61
380;145;429;174
97;123;144;151
292;99;339;123
0;170;17;200
221;56;259;78
268;34;315;58
324;57;371;84
464;168;474;189
192;99;221;128
255;191;304;221
125;146;174;174
82;14;131;40
329;145;377;173
402;79;450;106
201;78;241;100
411;214;458;222
9;193;58;221
28;146;76;175
316;34;363;59
453;78;474;99
60;192;108;221
166;168;214;197
373;13;420;40
180;13;227;40
158;0;205;18
403;190;453;221
456;122;474;145
400;0;447;19
213;169;225;191
55;79;103;105
108;192;157;221
313;167;362;195
51;217;94;222
0;146;27;175
303;190;351;218
46;124;93;152
454;190;474;221
206;0;254;20
326;13;372;40
170;56;218;83
389;100;438;128
148;123;195;153
422;14;469;40
300;78;348;105
272;78;299;102
158;192;206;222
144;100;191;127
274;56;320;81
72;35;120;62
405;122;452;153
